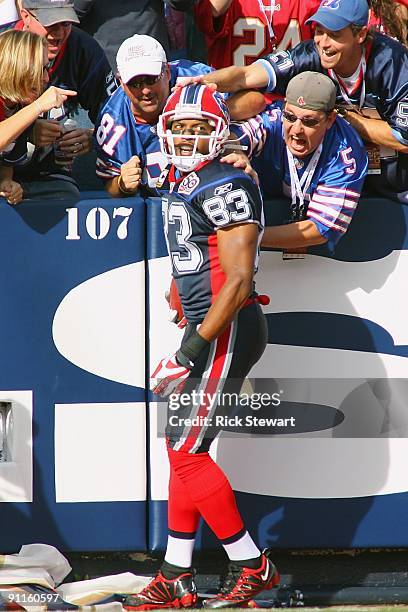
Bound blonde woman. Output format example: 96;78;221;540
0;29;76;204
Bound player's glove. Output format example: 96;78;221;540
151;329;210;397
150;353;192;397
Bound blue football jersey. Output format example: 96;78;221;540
231;104;368;251
161;160;264;323
94;60;215;192
257;34;408;145
254;33;408;193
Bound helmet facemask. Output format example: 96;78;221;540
157;87;230;172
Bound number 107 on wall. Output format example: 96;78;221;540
66;206;133;240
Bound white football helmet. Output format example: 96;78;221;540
157;84;230;172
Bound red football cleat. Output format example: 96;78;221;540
202;553;280;609
123;570;197;610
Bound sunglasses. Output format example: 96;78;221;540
127;70;165;89
282;110;325;128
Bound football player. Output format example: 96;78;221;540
178;0;408;203
94;34;264;197
123;84;279;610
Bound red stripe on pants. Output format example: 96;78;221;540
178;322;233;453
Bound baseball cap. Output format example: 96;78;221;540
24;0;79;26
116;35;167;84
306;0;368;32
306;0;369;31
286;72;337;112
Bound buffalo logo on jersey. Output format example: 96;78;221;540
157;84;230;172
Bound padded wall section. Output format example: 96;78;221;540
0;197;147;551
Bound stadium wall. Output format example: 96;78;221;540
1;193;408;551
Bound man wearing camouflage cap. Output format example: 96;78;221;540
234;72;368;253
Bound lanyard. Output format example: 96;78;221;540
287;144;322;220
258;0;275;41
328;53;366;109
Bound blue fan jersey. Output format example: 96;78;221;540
255;33;408;193
161;160;264;323
232;105;368;251
94;60;215;192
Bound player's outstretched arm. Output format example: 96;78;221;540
198;222;259;342
262;220;327;249
151;222;259;397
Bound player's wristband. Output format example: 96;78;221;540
118;174;137;196
176;329;210;369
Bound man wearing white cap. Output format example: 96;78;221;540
13;0;116;199
94;34;264;197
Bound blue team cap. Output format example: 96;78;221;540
306;0;369;31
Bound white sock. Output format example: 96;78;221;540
222;530;260;562
164;534;195;568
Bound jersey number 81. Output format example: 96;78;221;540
96;113;126;156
